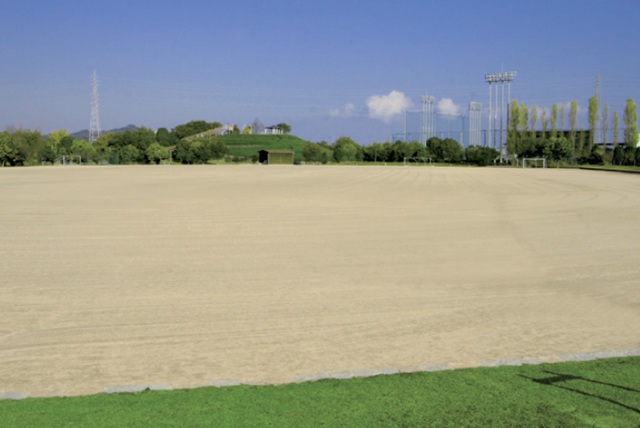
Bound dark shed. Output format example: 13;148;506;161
258;150;295;165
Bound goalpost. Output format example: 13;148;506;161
404;157;434;167
522;158;547;169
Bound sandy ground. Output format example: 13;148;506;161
1;165;639;397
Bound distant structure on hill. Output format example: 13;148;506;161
264;126;283;135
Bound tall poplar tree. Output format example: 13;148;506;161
602;103;609;153
540;107;548;141
559;103;566;138
588;96;599;154
569;100;578;152
550;104;558;140
578;126;586;156
530;105;538;138
519;103;529;142
613;111;620;151
623;99;638;149
507;100;521;163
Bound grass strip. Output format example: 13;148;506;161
1;357;639;427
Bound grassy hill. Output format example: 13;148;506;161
219;134;311;161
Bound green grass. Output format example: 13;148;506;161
219;134;312;162
2;358;639;427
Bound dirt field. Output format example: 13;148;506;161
1;165;639;397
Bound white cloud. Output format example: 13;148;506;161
329;102;357;118
437;98;460;116
344;102;356;116
367;91;413;123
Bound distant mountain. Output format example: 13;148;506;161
70;124;140;140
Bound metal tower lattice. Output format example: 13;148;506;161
90;70;101;143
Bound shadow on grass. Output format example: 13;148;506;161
519;370;640;415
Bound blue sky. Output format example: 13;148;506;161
1;0;639;144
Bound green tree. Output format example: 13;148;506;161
602;103;609;154
569;100;578;152
540;107;549;141
276;123;292;134
171;120;221;139
333;137;358;162
465;146;499;166
588;96;599;154
529;105;538;138
518;103;529;142
0;131;18;166
578;126;586;157
302;143;321;162
550;104;558;140
391;140;413;161
12;129;44;165
544;137;573;167
242;125;252;135
120;144;140;164
613;111;620;150
146;143;170;164
156;128;178;147
559;103;566;137
623;99;638;150
70;139;97;162
428;137;463;162
612;145;625;165
409;141;427;158
48;129;69;153
507;100;521;164
175;137;227;164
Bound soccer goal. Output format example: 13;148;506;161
522;158;547;169
404;157;434;167
54;155;82;166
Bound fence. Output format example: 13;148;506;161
392;126;638;150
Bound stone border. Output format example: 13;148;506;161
2;348;639;400
579;166;640;175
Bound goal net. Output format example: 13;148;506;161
522;158;547;169
404;157;434;167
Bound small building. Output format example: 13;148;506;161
264;126;283;135
259;150;294;165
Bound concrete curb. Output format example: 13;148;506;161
0;392;29;400
211;379;242;388
3;348;640;399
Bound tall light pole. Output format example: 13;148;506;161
485;74;496;148
485;71;516;152
89;70;101;143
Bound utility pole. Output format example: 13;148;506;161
89;70;101;143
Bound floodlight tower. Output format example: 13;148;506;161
485;74;496;147
89;70;101;143
469;102;482;147
421;95;436;144
485;71;516;150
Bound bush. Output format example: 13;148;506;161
465;146;499;166
427;137;463;163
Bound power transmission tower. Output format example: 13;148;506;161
90;70;101;143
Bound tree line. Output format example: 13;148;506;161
302;137;499;166
0;119;299;167
507;98;639;166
